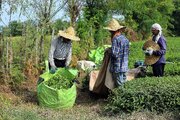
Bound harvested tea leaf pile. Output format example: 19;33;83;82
44;69;74;89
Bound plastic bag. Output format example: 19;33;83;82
37;68;78;109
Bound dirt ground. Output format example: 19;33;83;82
0;79;104;105
0;79;179;120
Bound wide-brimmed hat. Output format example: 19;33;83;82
104;19;126;31
143;40;160;65
58;26;80;41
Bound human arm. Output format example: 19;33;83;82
111;37;122;58
48;38;57;68
65;46;72;67
153;37;166;56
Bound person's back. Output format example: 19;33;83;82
104;18;129;86
110;34;129;73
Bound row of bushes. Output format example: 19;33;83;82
105;76;180;113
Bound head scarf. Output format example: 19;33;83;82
151;23;162;43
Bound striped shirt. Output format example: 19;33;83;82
49;37;72;68
110;34;129;73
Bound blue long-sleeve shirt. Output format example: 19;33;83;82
110;34;129;73
152;35;166;65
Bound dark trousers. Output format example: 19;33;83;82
49;58;66;69
152;63;165;77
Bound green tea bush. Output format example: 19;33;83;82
105;76;180;113
165;62;180;76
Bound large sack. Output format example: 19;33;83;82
89;70;99;91
37;68;78;109
90;48;114;95
104;59;115;90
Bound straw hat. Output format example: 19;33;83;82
143;40;160;65
104;19;126;31
58;26;80;41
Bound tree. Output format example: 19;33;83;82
82;0;110;45
0;0;2;10
169;0;180;36
0;0;20;85
52;19;69;34
109;0;175;40
19;0;68;63
9;21;23;36
65;0;83;27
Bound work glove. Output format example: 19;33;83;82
144;49;153;56
142;47;146;51
50;66;57;74
72;79;80;84
64;66;69;70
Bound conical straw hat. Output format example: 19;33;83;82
143;40;160;65
104;19;126;31
58;26;80;41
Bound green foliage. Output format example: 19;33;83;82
45;75;73;89
0;106;43;120
110;0;175;39
44;69;75;89
169;0;180;36
103;37;180;114
74;0;111;59
10;21;23;36
10;65;25;86
105;76;180;113
3;21;23;36
88;45;111;66
165;62;180;76
82;0;110;45
52;19;69;34
128;41;145;69
0;95;12;107
134;0;174;39
76;19;95;59
164;37;180;75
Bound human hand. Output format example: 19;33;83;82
50;66;57;74
72;79;80;84
106;48;111;55
65;66;69;70
142;47;146;51
144;49;153;56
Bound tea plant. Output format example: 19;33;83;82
105;76;180;113
44;70;74;89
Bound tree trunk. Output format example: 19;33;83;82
0;34;6;84
35;26;39;65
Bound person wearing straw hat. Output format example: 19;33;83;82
48;26;80;73
143;23;167;77
104;19;129;86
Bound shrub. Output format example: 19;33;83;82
165;62;180;76
105;76;180;113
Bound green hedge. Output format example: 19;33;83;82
105;76;180;113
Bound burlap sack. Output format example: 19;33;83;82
90;48;114;95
